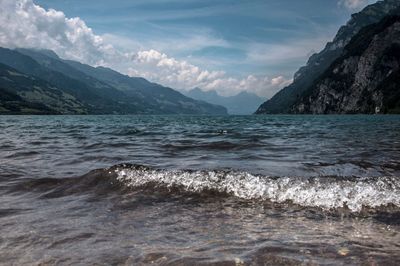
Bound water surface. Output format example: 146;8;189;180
1;115;399;265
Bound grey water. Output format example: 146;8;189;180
1;115;400;265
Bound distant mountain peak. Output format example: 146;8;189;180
16;48;60;60
185;88;265;115
236;91;253;97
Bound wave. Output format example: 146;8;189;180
113;164;400;212
10;164;399;213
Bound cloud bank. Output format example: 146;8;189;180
0;0;121;65
0;0;290;97
127;50;291;97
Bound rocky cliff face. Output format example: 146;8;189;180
292;16;400;114
255;0;400;114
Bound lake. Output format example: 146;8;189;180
1;115;399;265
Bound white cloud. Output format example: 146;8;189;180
0;0;125;66
339;0;369;10
127;50;291;97
0;0;290;97
127;49;225;91
203;75;292;98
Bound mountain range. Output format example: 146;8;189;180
1;0;399;116
184;88;265;115
256;0;400;114
0;48;227;115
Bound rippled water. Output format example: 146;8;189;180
1;115;400;265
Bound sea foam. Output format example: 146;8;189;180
114;165;400;212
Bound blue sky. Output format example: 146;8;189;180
33;0;367;75
1;0;377;96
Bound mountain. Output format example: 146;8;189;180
0;47;133;114
256;0;400;114
0;48;227;115
291;14;400;114
61;59;227;115
184;88;265;115
0;63;86;114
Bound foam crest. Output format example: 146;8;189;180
114;165;400;212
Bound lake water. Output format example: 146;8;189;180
1;115;399;265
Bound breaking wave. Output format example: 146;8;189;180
114;164;400;212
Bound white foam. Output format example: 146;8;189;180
115;166;400;212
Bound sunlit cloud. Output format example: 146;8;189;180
0;0;290;97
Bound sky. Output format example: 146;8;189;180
0;0;377;97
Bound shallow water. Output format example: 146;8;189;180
0;115;399;265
